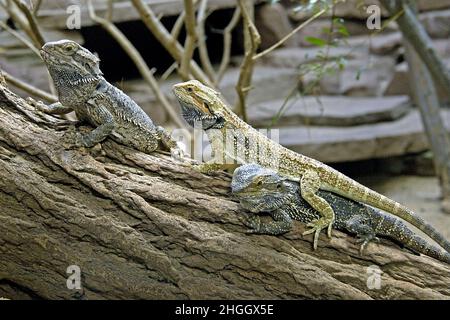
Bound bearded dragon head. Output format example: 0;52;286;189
231;164;293;213
41;40;103;86
172;80;230;130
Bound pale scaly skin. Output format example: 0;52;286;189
172;80;450;252
231;164;450;265
31;40;183;158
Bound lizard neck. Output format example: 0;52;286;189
48;67;103;104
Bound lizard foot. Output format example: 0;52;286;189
355;235;380;255
302;217;333;250
26;97;47;112
245;214;261;234
61;127;97;149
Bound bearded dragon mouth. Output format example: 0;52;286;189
69;76;102;86
40;49;48;59
180;104;224;130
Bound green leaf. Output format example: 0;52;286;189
338;25;350;37
304;36;328;47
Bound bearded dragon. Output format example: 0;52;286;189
231;163;450;264
29;40;182;157
172;80;450;252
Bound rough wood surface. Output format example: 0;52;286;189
0;83;449;300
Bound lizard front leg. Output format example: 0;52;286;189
345;216;379;255
77;103;115;147
300;170;335;250
246;210;293;235
27;98;73;114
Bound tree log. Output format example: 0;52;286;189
0;83;449;300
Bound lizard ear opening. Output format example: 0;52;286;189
203;101;211;112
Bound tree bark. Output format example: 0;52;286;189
0;83;449;300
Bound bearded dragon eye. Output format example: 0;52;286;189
187;87;193;92
64;45;74;52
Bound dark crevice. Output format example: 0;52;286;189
0;279;44;300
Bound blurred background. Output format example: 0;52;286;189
1;0;450;236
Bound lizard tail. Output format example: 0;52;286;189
365;188;450;253
374;213;450;264
327;171;450;253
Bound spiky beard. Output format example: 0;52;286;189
179;103;224;130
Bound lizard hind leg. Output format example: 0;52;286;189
345;216;379;255
300;170;335;250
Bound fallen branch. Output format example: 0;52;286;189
0;83;449;299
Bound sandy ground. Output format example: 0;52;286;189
358;175;450;240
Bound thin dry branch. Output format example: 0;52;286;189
3;0;56;96
11;0;45;46
3;70;57;103
31;0;43;14
235;0;260;122
160;62;178;82
170;10;185;39
0;20;41;57
216;6;241;86
2;0;40;48
196;0;216;83
253;8;327;61
180;0;197;79
131;0;212;86
381;0;450;99
87;0;186;129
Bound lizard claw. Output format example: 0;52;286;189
302;218;333;250
355;235;379;255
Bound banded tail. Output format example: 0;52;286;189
326;170;450;253
373;213;450;264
